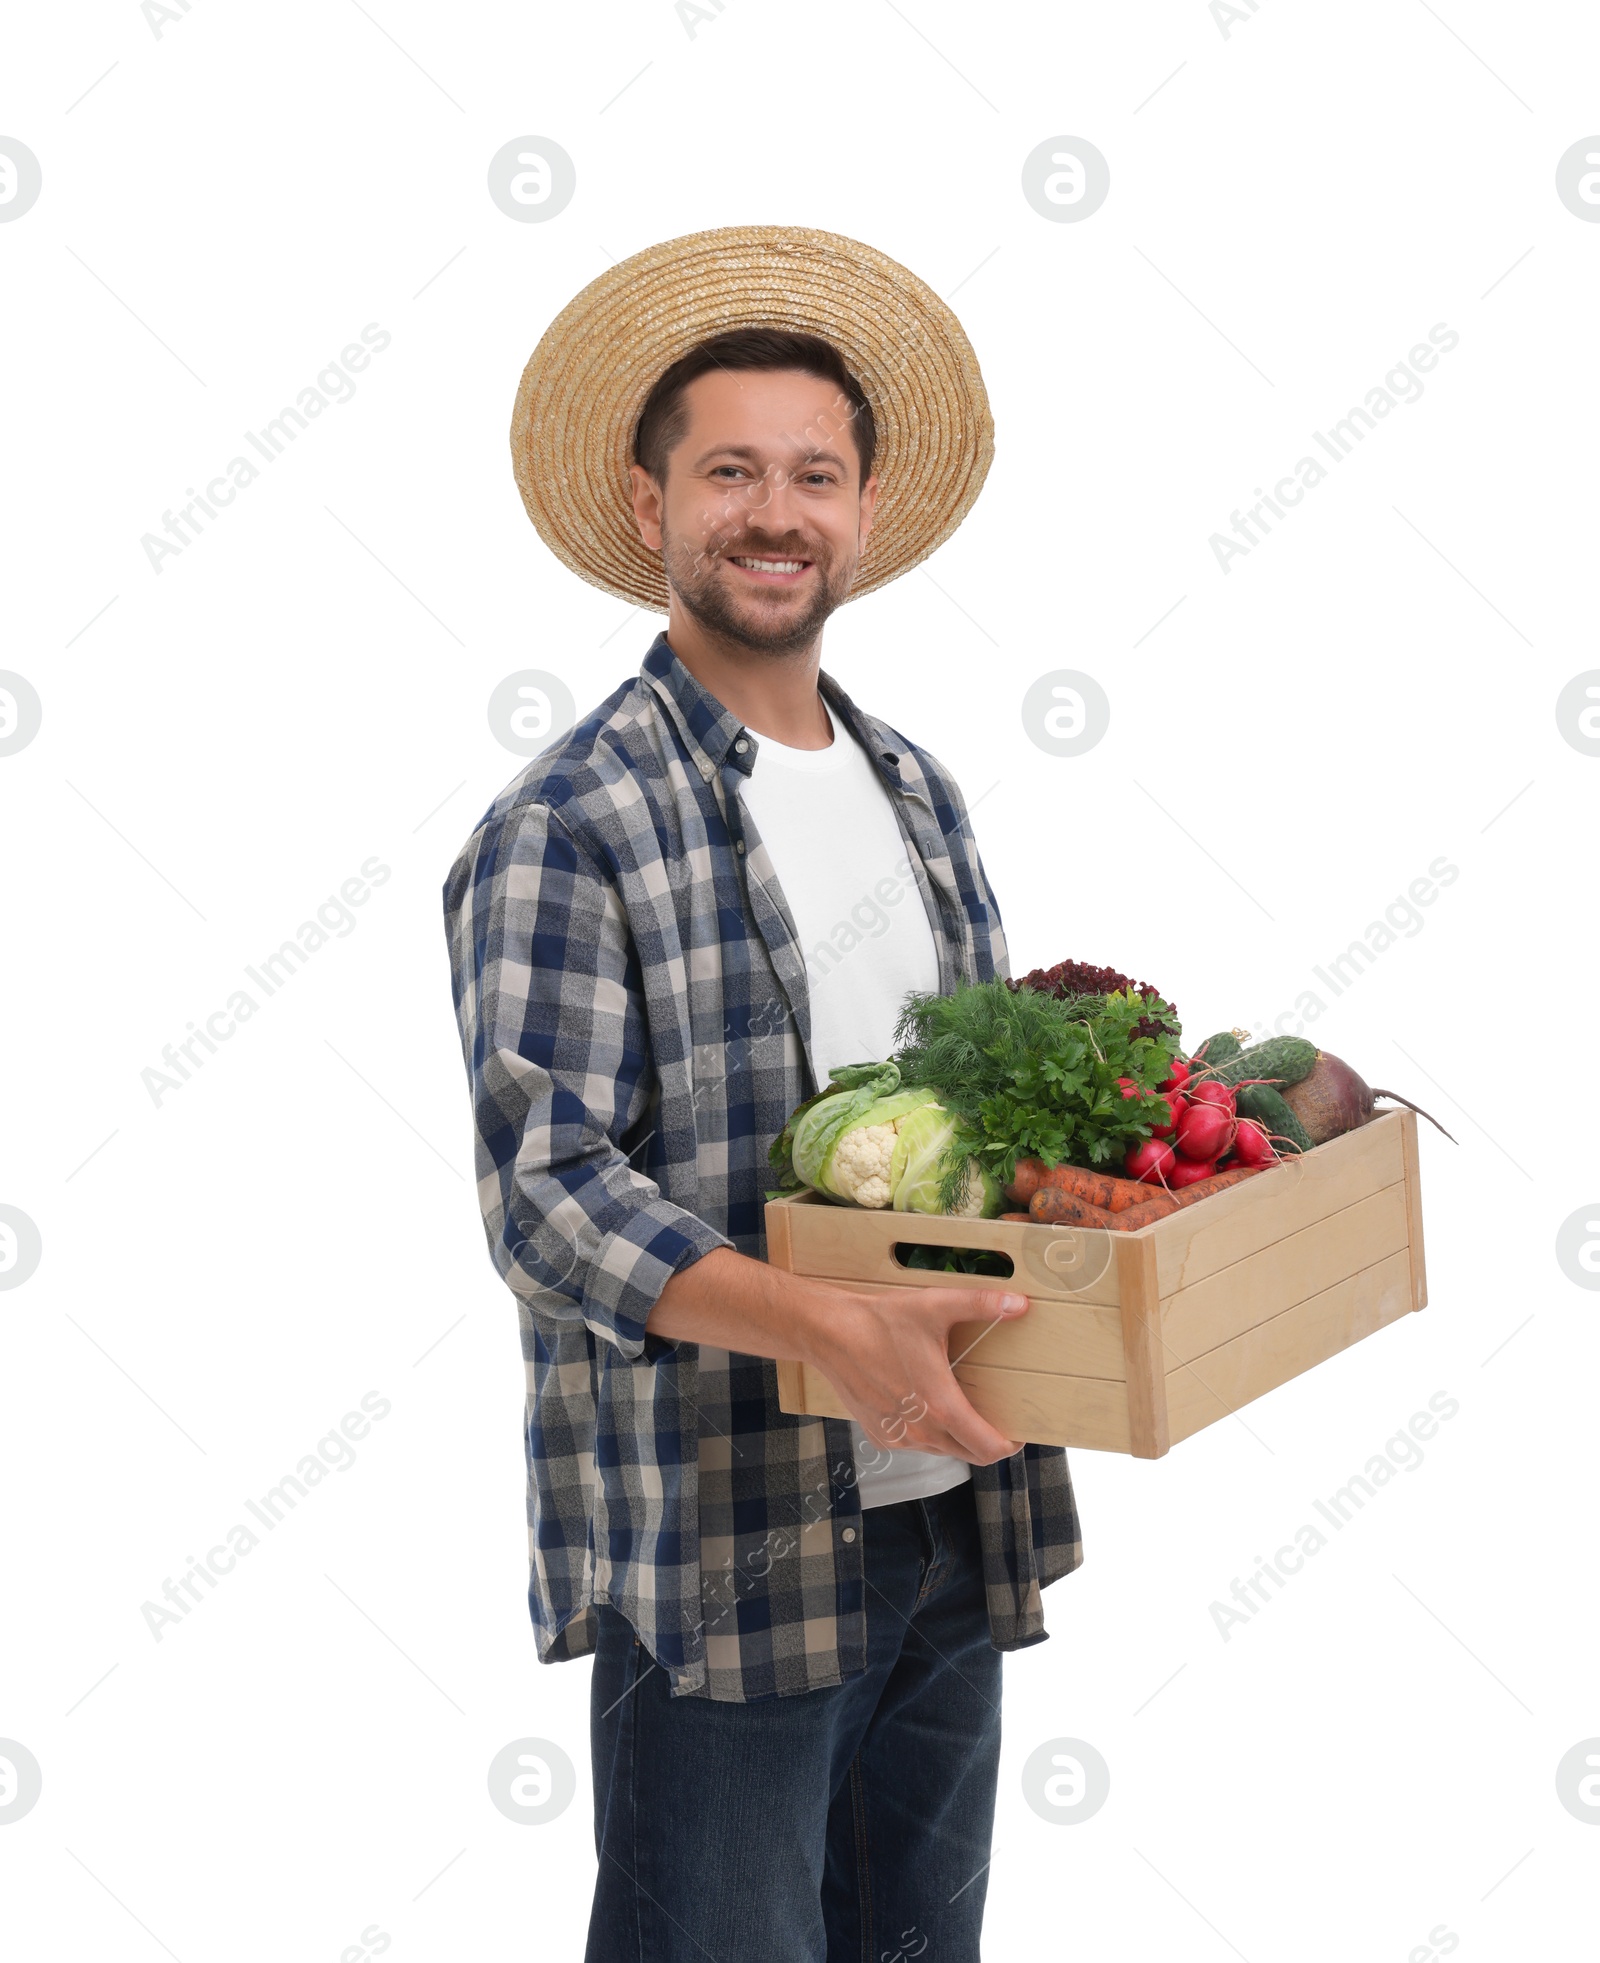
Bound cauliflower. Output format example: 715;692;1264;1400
789;1071;940;1204
825;1121;903;1208
942;1164;991;1218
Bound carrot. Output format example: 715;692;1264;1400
1169;1165;1263;1208
1039;1163;1163;1213
1104;1191;1182;1229
1112;1165;1264;1229
1028;1187;1121;1228
1010;1158;1157;1211
1004;1158;1050;1206
1021;1162;1267;1234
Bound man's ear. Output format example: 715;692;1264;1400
857;472;880;548
629;463;664;553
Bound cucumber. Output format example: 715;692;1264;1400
1189;1029;1243;1070
1236;1083;1314;1155
1217;1036;1319;1090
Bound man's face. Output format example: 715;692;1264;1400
629;367;879;656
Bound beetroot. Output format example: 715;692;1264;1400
1281;1052;1455;1145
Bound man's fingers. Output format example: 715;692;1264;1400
854;1390;1015;1465
814;1284;1031;1463
934;1286;1030;1326
931;1383;1022;1464
893;1380;1019;1464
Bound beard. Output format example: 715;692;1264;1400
660;519;857;657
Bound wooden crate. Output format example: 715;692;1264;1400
769;1107;1427;1458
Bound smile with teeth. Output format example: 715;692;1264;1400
729;555;810;576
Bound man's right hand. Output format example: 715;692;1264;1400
799;1280;1029;1466
646;1247;1029;1465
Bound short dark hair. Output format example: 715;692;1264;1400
632;329;877;486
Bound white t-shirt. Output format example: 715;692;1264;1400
739;706;973;1511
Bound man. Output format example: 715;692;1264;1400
443;226;1082;1961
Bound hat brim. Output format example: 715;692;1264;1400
510;225;994;613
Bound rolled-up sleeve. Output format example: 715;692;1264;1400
443;798;730;1360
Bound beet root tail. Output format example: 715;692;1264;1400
1369;1090;1457;1144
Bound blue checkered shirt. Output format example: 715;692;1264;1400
442;634;1083;1701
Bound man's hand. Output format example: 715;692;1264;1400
801;1282;1028;1466
647;1248;1028;1466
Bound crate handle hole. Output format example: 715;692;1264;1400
890;1243;1015;1278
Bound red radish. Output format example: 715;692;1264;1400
1160;1060;1191;1093
1188;1079;1236;1113
1116;1076;1141;1100
1125;1139;1176;1184
1168;1154;1218;1188
1230;1118;1278;1167
1176;1100;1236;1162
1151;1092;1185;1140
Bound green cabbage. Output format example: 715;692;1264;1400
889;1102;1003;1218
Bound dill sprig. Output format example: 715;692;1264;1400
893;979;1180;1207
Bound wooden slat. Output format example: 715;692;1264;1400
764;1194;795;1273
775;1355;812;1415
947;1293;1125;1380
1147;1111;1408;1296
771;1280;1124;1405
1160;1182;1411;1365
1397;1106;1428;1312
779;1356;1136;1452
768;1203;819;1419
1114;1233;1170;1458
949;1363;1134;1452
775;1360;837;1422
1163;1249;1416;1445
771;1194;1123;1306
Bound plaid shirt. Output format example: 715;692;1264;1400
442;634;1082;1702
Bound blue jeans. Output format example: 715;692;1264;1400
585;1478;1002;1962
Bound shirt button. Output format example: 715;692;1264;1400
698;760;714;780
734;840;745;855
734;738;749;754
841;1527;857;1543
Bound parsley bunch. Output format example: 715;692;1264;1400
893;979;1180;1204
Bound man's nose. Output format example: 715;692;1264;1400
740;464;800;526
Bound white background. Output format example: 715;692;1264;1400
4;1;1598;1957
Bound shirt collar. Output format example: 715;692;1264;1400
640;631;906;788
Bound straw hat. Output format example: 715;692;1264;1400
509;225;994;612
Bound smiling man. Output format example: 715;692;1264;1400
443;227;1082;1962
